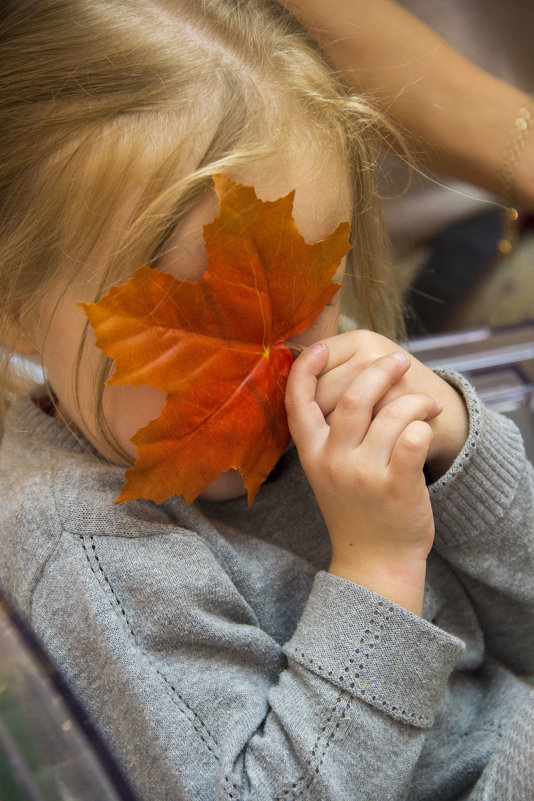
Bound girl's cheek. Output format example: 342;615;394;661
100;384;167;463
288;302;340;350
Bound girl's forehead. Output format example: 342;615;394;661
240;153;352;236
157;162;351;284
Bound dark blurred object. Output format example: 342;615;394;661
405;211;534;336
0;592;138;801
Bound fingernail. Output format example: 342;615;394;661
391;351;410;366
308;342;327;355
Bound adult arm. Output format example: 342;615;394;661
280;0;534;210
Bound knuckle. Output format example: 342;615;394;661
365;349;390;370
351;329;385;352
402;420;432;450
380;402;403;423
338;386;366;412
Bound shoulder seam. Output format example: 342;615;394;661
79;534;221;761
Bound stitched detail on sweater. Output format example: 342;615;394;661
221;695;351;800
223;777;241;800
290;601;430;726
79;535;220;759
273;694;352;801
461;721;504;739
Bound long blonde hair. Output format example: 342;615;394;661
0;0;404;437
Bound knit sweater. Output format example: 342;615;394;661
0;371;533;801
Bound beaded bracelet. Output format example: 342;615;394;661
498;99;533;255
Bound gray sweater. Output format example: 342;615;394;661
1;371;533;801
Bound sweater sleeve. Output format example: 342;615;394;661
429;369;534;675
30;524;464;801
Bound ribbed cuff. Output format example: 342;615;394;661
429;369;524;548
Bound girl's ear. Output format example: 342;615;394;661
1;313;39;355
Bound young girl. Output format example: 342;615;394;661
1;2;533;800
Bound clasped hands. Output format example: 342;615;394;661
285;330;469;614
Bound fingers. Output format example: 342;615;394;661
317;329;396;374
389;419;434;477
285;342;330;457
357;393;440;467
314;330;402;415
287;341;440;482
326;350;412;450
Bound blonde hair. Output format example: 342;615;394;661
0;0;404;439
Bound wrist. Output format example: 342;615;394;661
328;554;427;616
426;381;469;480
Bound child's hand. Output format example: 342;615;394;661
311;330;469;481
286;340;442;615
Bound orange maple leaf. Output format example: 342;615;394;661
79;174;351;505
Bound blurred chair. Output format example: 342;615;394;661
408;321;534;462
0;591;138;801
